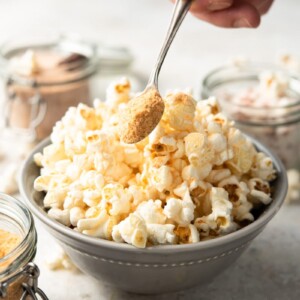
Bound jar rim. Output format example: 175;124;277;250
0;193;35;267
0;33;98;87
201;61;300;126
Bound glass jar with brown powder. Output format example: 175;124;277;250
0;33;98;141
0;193;47;299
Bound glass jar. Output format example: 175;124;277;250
201;63;300;171
0;193;47;299
0;33;144;142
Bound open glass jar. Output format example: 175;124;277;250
0;34;99;141
201;63;300;171
0;33;143;142
0;193;47;299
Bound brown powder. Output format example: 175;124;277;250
0;229;21;259
120;87;165;144
0;230;27;300
7;50;90;141
2;276;27;300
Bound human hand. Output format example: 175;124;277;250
172;0;274;28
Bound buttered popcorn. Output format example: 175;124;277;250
34;78;277;248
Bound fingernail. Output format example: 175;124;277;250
208;1;232;11
233;18;252;28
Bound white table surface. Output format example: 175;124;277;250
1;0;300;299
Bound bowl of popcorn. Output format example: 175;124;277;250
19;79;288;294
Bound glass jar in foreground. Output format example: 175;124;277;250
0;193;47;299
201;63;300;171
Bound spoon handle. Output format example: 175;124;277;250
148;0;193;87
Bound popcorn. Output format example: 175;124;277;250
174;224;200;243
43;188;67;209
149;166;173;193
112;213;147;248
77;209;117;239
251;152;276;181
147;224;177;245
70;207;86;227
259;71;289;99
136;200;166;224
226;128;256;175
0;163;18;195
9;50;40;76
106;77;131;106
46;250;78;272
195;187;233;235
248;178;272;205
164;190;195;226
277;53;300;73
48;208;71;227
163;92;196;131
286;169;300;203
34;81;277;248
101;184;132;216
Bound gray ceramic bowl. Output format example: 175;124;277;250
19;137;287;294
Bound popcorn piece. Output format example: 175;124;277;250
149;166;173;193
277;53;300;73
226;128;256;175
77;209;116;239
9;50;40;76
45;249;78;272
209;187;233;228
195;187;233;234
248;178;272;205
112;212;147;248
63;184;85;209
106;77;131;106
286;169;300;203
147;224;177;245
164;92;196;131
251;152;276;181
70;207;86;227
184;132;214;167
128;185;148;206
189;224;200;243
0;163;18;195
83;189;101;207
164;190;195;226
206;169;231;184
174;224;200;244
136;200;166;224
101;184;132;216
43;188;67;209
48;208;71;227
259;71;289;99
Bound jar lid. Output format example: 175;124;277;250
0;33;134;87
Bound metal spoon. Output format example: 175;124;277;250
120;0;193;144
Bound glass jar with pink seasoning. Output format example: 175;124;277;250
201;62;300;172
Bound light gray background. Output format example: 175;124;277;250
1;0;299;299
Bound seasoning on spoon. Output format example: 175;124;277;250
120;0;193;144
120;87;164;144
